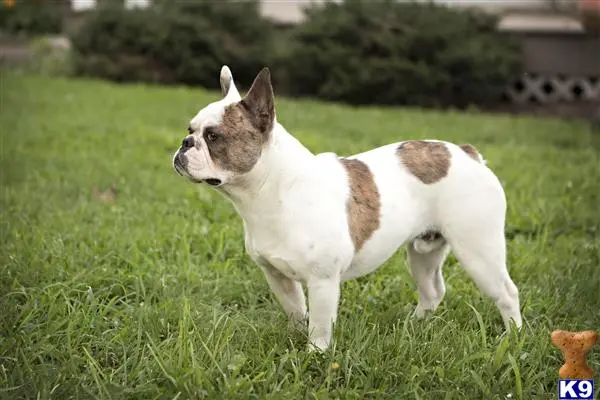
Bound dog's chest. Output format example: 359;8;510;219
246;235;305;280
244;227;304;280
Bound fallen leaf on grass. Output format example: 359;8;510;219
92;184;117;203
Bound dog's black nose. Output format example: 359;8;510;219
181;135;195;150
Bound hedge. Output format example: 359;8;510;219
0;0;63;35
71;0;274;89
277;0;521;108
70;0;521;108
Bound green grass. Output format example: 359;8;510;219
1;72;599;399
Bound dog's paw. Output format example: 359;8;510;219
288;312;308;331
307;338;329;353
288;317;307;331
306;343;326;353
413;305;435;319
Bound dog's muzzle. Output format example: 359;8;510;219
173;151;222;186
173;151;186;176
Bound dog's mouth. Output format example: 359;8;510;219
203;178;222;186
173;152;187;174
173;152;222;186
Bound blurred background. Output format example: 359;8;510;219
1;0;599;122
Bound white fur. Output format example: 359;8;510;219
173;66;522;351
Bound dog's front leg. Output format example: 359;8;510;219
307;277;340;352
261;265;307;329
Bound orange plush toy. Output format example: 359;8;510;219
551;330;598;379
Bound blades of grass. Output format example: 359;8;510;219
82;347;110;399
507;353;523;400
462;351;490;363
176;298;190;369
467;303;487;347
492;335;510;374
197;334;228;387
0;385;25;393
469;370;491;398
135;275;147;301
18;348;34;381
145;332;177;387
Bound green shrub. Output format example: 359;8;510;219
278;0;521;108
25;36;73;76
71;1;274;89
0;0;63;35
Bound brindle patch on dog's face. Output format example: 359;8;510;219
459;144;481;162
397;141;451;184
340;158;381;252
206;68;274;174
206;102;271;174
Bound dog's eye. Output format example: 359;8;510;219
205;128;219;143
187;126;193;134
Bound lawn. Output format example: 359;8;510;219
1;72;599;399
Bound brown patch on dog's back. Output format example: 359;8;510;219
397;141;451;184
460;144;481;162
340;159;381;252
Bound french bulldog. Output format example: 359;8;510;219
173;66;522;351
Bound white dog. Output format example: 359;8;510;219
173;66;522;351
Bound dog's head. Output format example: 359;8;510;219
173;66;275;187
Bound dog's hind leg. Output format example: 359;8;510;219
407;241;451;318
446;225;522;330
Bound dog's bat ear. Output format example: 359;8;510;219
241;67;275;133
220;65;240;100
